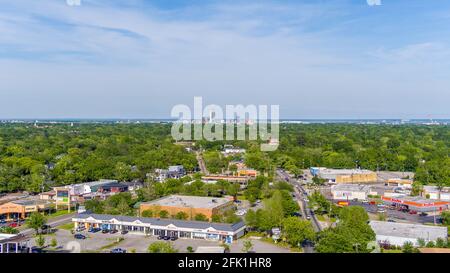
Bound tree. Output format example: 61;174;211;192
402;241;417;253
141;210;154;218
194;213;208;222
159;210;169;218
186;246;194;253
50;238;58;248
35;235;46;248
242;240;254;253
245;209;259;230
315;206;375;253
84;199;104;214
147;242;178;253
26;212;47;234
441;211;450;225
175;211;188;220
282;217;315;248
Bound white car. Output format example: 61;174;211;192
235;209;247;216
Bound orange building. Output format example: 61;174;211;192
140;195;234;221
0;200;51;221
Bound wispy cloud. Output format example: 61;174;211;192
1;0;450;119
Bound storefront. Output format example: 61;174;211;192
73;213;246;244
382;196;450;214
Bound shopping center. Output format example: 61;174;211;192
72;213;246;244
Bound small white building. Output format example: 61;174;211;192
330;184;371;201
422;186;450;201
369;220;448;247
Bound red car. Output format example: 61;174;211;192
409;210;417;215
8;222;18;228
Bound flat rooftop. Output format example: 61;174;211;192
369;221;448;241
142;195;232;209
318;168;375;175
331;184;371;192
382;196;449;205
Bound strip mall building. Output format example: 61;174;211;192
73;213;246;244
381;196;450;214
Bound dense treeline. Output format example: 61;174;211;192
0;124;197;192
270;124;449;186
0;123;448;193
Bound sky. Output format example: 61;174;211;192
1;0;450;119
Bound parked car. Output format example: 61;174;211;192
170;236;178;241
163;236;171;241
409;210;418;215
110;248;127;253
306;215;311;220
74;234;86;240
109;229;118;234
387;219;396;222
157;235;164;240
30;246;43;253
419;212;428;217
8;222;18;228
101;229;109;234
88;227;101;233
0;219;6;224
121;230;128;235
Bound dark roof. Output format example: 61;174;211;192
73;213;245;232
98;183;128;189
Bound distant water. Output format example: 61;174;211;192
0;118;449;125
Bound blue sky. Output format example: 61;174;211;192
1;0;450;119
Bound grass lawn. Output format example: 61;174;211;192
57;222;74;230
260;237;303;253
46;210;71;219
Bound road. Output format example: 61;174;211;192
19;212;76;238
276;169;321;253
196;151;209;175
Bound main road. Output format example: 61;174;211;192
276;169;321;253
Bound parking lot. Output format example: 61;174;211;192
27;228;294;253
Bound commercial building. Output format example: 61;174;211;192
422;186;450;201
386;178;413;189
73;213;246;244
369;220;448;247
0;199;52;221
330;184;371;201
381;196;450;214
310;167;377;184
140;195;234;221
201;175;251;188
0;234;28;253
97;182;129;193
154;165;186;182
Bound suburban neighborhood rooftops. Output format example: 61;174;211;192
369;221;448;241
73;213;245;232
141;195;232;209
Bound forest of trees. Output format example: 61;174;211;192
0;124;197;193
0;123;448;193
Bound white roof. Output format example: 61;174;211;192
195;246;225;253
142;195;231;209
369;221;448;241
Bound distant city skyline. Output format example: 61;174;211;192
1;0;450;119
